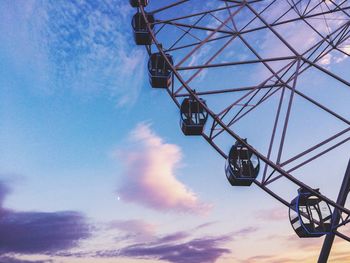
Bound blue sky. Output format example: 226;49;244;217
1;0;350;262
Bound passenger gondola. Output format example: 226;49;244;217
148;52;173;88
225;139;260;186
180;96;208;135
130;0;148;7
289;188;332;238
131;12;154;45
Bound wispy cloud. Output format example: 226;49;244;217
107;219;156;243
95;223;258;263
56;221;235;263
93;232;231;263
118;235;231;263
244;254;308;263
232;226;259;237
42;0;146;105
0;256;52;263
117;123;212;214
0;0;145;106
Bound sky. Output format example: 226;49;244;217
1;0;350;262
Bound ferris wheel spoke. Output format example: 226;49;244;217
210;118;350;222
276;59;301;164
280;127;350;167
264;136;350;186
335;231;350;242
302;57;350;88
298;1;321;15
174;35;238;95
302;0;313;16
292;11;350;58
220;58;297;119
210;61;298;139
215;88;259;120
290;24;350;84
319;1;333;36
208;12;236;32
286;0;303;17
225;89;266;124
212;87;282;140
288;87;350;126
211;86;282;140
152;3;239;25
165;34;233;52
167;14;207;51
176;56;297;71
153;23;167;37
246;3;300;56
175;83;284;97
163;3;350;53
247;2;348;58
258;4;349;33
262;87;287;183
303;0;331;16
244;2;350;35
175;5;245;68
211;55;299;138
287;137;350;172
335;25;350;51
328;0;350;18
150;0;189;15
206;42;346;165
171;23;203;42
338;214;350;228
269;36;350;126
159;20;236;35
225;85;279;125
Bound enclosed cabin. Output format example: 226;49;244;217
225;139;260;186
289;188;332;238
180;96;208;136
148;52;173;88
130;0;148;7
131;12;154;45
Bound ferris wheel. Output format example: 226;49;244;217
129;1;350;261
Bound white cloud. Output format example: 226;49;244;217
116;123;212;214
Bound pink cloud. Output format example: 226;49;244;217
117;123;211;214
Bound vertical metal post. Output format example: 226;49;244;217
318;159;350;263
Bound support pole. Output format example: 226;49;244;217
318;159;350;263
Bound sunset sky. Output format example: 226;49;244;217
1;0;350;262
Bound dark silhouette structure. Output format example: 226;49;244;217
130;0;148;7
148;53;173;88
289;188;332;238
180;97;208;135
131;12;154;45
129;1;350;259
225;140;260;186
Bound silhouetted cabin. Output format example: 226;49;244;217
130;0;148;7
148;52;173;88
225;139;260;186
289;188;332;238
132;12;154;45
180;97;208;135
